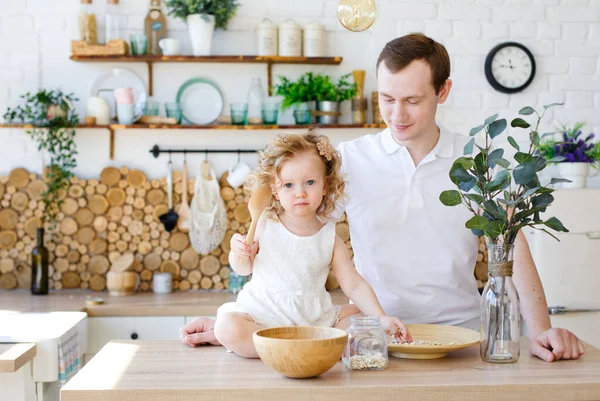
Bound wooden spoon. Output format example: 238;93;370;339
245;184;272;247
177;157;190;232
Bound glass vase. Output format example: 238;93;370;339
480;241;520;363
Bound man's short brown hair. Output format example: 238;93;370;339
376;33;451;94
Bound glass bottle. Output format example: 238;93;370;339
480;241;520;363
79;0;98;45
31;228;49;295
105;0;124;43
247;78;266;125
343;316;388;370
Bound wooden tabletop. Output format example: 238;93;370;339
0;343;36;373
0;290;349;317
60;339;600;401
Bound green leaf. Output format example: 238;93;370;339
486;169;510;192
543;102;564;109
471;228;484;237
483;200;506;220
548;156;566;163
474;152;487;176
532;193;554;208
549;177;572;185
469;124;485;137
511;118;531;129
507;136;520;151
513;161;536;185
514;152;533;164
440;190;462;206
544;217;569;232
488;119;507;139
463;138;475;155
450;165;477;192
535;156;547;172
520;186;541;200
454;157;475;170
495;158;511;168
485;220;505;239
485;113;498;125
519;106;536;115
487;148;505;168
464;193;485;204
466;215;489;230
530;130;540;147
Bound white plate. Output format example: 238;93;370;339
176;78;224;125
90;67;147;122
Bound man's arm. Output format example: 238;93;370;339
512;230;584;361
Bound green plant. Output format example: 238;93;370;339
313;73;357;103
163;0;239;29
274;72;358;110
536;121;600;164
439;103;569;249
3;89;79;231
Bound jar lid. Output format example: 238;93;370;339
107;0;119;4
280;19;299;29
305;22;323;30
258;18;276;28
80;0;92;3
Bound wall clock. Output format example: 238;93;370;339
484;42;536;94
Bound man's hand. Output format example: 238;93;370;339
180;316;220;347
530;327;584;362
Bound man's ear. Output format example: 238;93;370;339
438;79;452;104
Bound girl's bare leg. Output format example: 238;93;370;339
214;312;264;358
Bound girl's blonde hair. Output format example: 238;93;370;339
247;131;345;219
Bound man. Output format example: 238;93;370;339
182;33;583;362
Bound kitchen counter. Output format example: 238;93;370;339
61;339;600;401
0;343;36;373
0;290;349;317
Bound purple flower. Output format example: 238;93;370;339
565;153;575;162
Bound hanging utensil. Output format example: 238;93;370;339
202;151;212;181
177;152;191;232
159;155;179;232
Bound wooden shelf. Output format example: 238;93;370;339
69;54;344;96
1;123;385;160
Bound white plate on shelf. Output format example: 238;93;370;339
176;78;224;125
90;67;147;122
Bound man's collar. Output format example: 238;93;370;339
381;126;454;158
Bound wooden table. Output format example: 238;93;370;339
0;343;36;373
61;339;600;401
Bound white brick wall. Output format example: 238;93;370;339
0;0;598;187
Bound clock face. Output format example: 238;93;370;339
485;42;536;94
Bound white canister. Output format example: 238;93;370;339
153;272;172;294
278;19;302;57
303;22;325;57
257;18;278;56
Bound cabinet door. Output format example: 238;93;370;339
87;316;185;354
550;312;600;349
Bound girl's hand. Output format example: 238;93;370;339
230;233;258;259
380;316;413;343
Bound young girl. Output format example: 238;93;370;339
214;132;412;358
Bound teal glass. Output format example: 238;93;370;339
130;33;147;55
144;100;160;116
293;109;311;125
165;102;182;124
230;103;248;125
261;103;279;125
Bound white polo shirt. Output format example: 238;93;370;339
336;126;480;326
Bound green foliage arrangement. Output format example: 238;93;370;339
274;72;357;110
163;0;240;29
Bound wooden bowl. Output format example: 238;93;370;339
253;326;348;379
106;271;139;296
388;324;480;359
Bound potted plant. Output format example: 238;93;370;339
536;122;600;188
274;72;320;125
313;73;357;124
439;103;569;363
163;0;239;56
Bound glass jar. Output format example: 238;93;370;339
105;0;124;43
79;0;97;45
247;78;266;125
481;241;521;363
343;316;388;370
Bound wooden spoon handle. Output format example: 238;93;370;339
245;219;258;246
181;160;188;204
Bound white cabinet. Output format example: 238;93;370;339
87;316;185;355
550;312;600;349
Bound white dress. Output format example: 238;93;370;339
217;217;340;328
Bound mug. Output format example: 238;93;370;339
107;271;140;296
117;103;135;124
114;87;134;104
227;160;253;188
153;272;172;294
158;38;181;56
